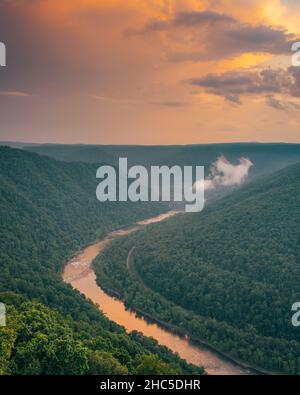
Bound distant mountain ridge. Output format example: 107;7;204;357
19;142;300;181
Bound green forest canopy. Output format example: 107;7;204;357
0;147;202;375
95;163;300;374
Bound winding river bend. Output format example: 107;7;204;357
62;211;249;375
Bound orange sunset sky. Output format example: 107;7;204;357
0;0;300;144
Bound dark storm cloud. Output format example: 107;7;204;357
188;67;300;106
126;10;298;61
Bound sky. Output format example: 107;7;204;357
0;0;300;145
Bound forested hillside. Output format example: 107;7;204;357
0;147;202;375
26;143;300;179
0;146;168;312
0;292;202;375
95;163;300;374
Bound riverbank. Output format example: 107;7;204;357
62;211;259;375
126;248;275;375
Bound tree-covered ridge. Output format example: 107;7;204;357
0;292;202;375
94;164;300;373
27;142;300;179
0;146;166;316
0;147;202;375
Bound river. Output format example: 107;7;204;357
62;211;250;375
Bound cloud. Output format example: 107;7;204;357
0;0;299;143
150;100;189;107
265;94;300;111
288;65;300;97
200;156;253;191
265;95;287;110
0;91;30;97
125;10;235;36
188;67;300;105
126;10;298;61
